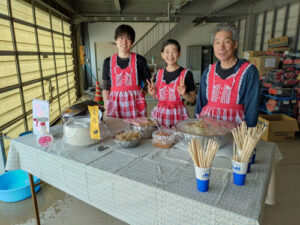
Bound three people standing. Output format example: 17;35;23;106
102;23;260;127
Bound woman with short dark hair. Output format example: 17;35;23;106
147;39;196;127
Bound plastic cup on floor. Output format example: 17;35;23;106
232;160;248;186
195;167;211;192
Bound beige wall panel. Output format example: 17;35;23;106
14;23;37;51
41;56;55;74
68;73;75;81
69;80;75;89
66;58;74;71
42;68;55;77
55;55;66;71
0;21;13;51
70;89;77;104
63;21;71;35
56;66;66;73
18;55;40;82
0;56;18;88
64;37;72;53
23;83;43;111
49;99;60;122
11;0;33;23
21;71;40;83
27;114;33;131
53;34;64;52
51;16;62;33
38;30;53;52
58;74;67;85
58;76;68;93
0;1;8;15
35;8;50;29
60;93;69;111
0;89;23;127
19;55;39;73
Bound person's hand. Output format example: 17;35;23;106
177;76;186;96
146;78;156;97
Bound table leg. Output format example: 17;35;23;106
28;173;41;225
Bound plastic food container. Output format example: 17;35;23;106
130;123;157;139
152;129;177;149
63;117;99;146
113;130;142;148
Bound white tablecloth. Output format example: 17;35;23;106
6;118;282;225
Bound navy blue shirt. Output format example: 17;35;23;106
195;59;260;127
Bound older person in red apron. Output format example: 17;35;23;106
102;24;150;118
195;24;259;127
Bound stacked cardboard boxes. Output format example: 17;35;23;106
268;36;290;52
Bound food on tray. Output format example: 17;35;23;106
115;131;141;142
152;130;176;149
176;117;235;137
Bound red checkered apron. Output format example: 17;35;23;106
151;68;189;127
106;53;146;118
198;61;251;124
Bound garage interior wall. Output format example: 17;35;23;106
87;22;156;84
252;1;300;51
0;0;77;153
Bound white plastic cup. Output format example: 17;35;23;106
194;167;211;192
232;160;248;186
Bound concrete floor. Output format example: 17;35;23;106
1;100;300;225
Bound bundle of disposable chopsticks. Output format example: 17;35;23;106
232;121;267;162
188;138;220;168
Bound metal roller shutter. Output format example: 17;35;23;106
0;0;77;154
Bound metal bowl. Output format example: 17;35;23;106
181;132;232;147
113;131;143;148
175;118;234;147
130;124;157;139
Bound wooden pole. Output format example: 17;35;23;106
28;173;41;225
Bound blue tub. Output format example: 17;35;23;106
0;170;41;203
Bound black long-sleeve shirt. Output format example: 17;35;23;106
102;53;151;91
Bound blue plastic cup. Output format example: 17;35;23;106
232;160;248;186
195;167;211;192
251;148;257;164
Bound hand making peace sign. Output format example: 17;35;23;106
177;76;186;96
146;77;156;96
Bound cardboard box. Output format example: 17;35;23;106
249;56;280;75
243;51;265;60
258;114;299;141
268;36;289;48
267;47;291;52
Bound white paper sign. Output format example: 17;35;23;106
265;58;276;68
32;99;49;135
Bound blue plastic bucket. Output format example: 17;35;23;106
0;170;41;203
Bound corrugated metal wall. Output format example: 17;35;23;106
0;0;77;152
